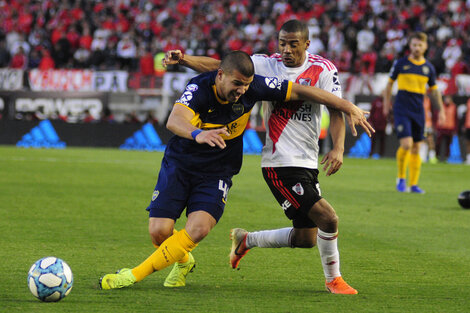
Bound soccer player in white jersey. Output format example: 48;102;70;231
164;20;370;294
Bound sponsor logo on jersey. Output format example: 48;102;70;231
177;91;193;105
152;190;159;201
274;103;313;122
186;84;198;92
292;183;304;196
265;77;279;88
281;200;292;211
332;72;340;85
403;65;411;70
265;77;282;90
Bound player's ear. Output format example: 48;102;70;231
216;69;224;81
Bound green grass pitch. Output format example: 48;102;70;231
1;145;469;312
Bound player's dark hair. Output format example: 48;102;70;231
220;51;254;77
410;32;427;43
280;20;309;41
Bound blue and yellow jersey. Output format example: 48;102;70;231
164;71;292;177
389;56;437;120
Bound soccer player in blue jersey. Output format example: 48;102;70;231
384;32;445;194
99;51;373;290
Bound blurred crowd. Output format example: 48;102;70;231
1;0;470;76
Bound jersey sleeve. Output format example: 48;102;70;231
389;59;400;81
174;79;206;115
249;74;292;102
251;54;271;76
318;64;342;98
427;62;437;89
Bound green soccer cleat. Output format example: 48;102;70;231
99;268;136;290
163;252;196;287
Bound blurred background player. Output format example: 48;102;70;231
368;91;388;158
383;32;445;194
163;20;375;294
464;98;470;165
435;95;458;162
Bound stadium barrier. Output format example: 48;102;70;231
0;119;268;154
16;119;66;149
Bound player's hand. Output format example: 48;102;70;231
346;105;375;137
195;128;230;149
320;148;343;176
163;50;183;67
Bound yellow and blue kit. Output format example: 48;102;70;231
147;71;292;221
389;56;438;141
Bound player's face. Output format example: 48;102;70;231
409;38;427;59
217;69;253;103
278;30;309;67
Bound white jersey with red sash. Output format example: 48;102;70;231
251;52;342;169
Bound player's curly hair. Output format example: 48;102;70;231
220;51;254;77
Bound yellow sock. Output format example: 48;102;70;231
409;153;422;186
396;147;411;179
132;229;197;282
152;230;189;263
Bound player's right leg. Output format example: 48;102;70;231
396;137;413;192
395;116;413;191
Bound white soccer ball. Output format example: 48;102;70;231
27;257;73;302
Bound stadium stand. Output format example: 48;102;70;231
0;0;469;75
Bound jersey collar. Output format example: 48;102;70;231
212;84;229;104
407;57;426;66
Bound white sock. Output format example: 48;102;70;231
245;227;293;249
429;149;436;159
317;229;341;282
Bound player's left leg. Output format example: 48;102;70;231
409;141;425;194
149;228;195;287
307;199;357;294
163;211;217;287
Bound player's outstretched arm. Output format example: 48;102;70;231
167;104;229;149
163;50;221;73
290;83;375;137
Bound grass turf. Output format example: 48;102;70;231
1;145;469;312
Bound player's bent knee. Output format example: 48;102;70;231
149;228;173;246
185;224;211;243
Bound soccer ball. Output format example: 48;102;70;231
458;190;470;209
27;257;73;302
